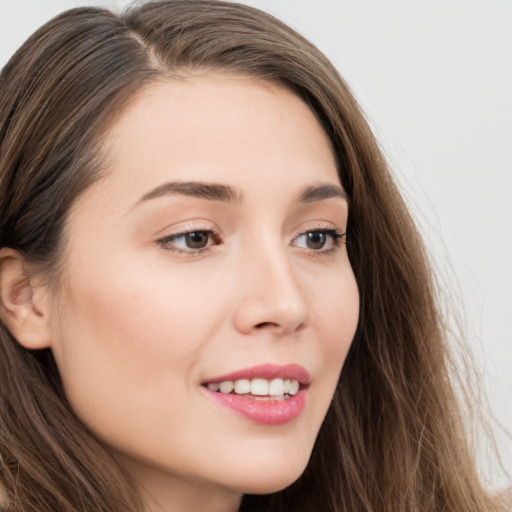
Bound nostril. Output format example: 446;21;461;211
255;322;277;329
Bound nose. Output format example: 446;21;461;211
232;242;312;337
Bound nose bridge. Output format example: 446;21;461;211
233;231;311;335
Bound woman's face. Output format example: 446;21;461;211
47;74;359;507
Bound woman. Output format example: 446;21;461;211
0;1;507;511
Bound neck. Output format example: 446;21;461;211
140;479;242;512
117;455;243;512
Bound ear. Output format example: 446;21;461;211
0;247;52;350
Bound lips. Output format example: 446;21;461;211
202;363;310;385
201;364;309;425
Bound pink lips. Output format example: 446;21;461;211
202;363;309;426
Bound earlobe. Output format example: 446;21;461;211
0;247;52;350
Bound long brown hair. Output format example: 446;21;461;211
0;1;507;510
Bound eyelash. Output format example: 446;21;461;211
156;226;222;256
292;228;346;257
156;226;346;257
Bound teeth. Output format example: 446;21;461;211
207;378;300;398
234;379;251;394
268;378;284;395
251;378;269;395
219;381;234;394
288;380;299;395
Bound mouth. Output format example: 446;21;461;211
201;364;310;425
202;377;302;401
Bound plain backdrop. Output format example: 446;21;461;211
1;0;511;486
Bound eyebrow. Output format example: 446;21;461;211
134;180;348;208
136;181;242;205
298;183;349;204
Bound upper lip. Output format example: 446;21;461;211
202;363;311;385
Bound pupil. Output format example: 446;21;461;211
186;232;208;249
307;232;326;250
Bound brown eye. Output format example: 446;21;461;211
291;229;345;253
185;231;210;249
305;231;327;250
158;229;219;253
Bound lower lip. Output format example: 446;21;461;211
205;389;307;425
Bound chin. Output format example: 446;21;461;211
228;455;310;495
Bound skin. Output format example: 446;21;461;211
39;74;359;511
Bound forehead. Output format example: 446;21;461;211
93;73;340;207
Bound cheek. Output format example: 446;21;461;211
307;265;359;411
304;267;359;420
57;252;220;350
311;265;359;358
49;255;225;429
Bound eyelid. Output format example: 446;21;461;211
154;221;347;257
291;221;345;239
155;222;223;255
292;229;346;245
290;223;347;255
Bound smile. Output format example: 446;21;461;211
202;364;309;424
205;378;300;400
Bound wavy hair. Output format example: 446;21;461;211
0;1;507;510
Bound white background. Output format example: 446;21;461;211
1;0;510;486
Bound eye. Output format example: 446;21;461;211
292;229;345;253
179;231;210;249
157;229;221;254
